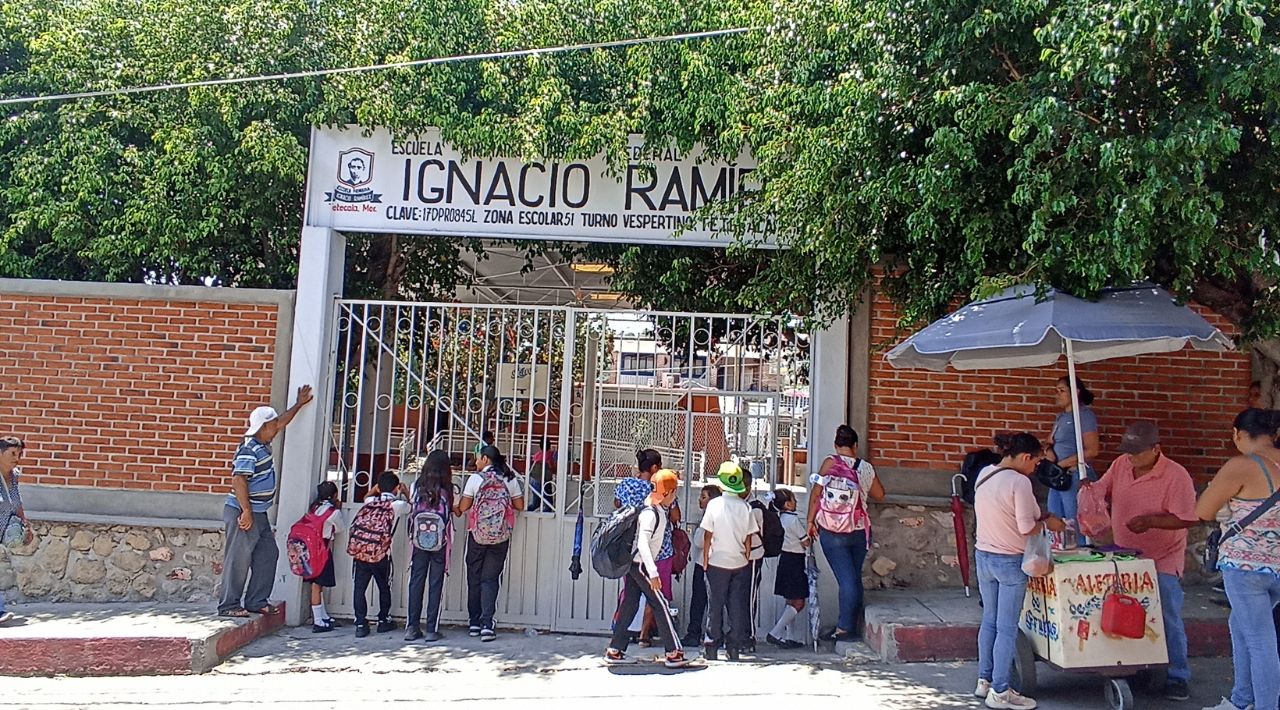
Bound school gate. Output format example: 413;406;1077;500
319;300;809;634
271;125;855;633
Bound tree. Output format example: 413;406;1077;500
5;0;1280;396
0;0;323;287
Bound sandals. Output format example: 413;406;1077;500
246;604;281;615
218;607;252;618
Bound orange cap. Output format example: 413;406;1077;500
650;469;680;500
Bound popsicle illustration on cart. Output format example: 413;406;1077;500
1022;559;1168;668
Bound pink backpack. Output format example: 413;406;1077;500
815;456;871;537
286;506;337;578
346;499;397;563
468;468;516;545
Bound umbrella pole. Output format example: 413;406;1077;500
1064;339;1089;481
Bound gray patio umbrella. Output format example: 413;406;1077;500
885;283;1234;479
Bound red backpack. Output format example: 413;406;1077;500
286;506;337;579
346;499;397;563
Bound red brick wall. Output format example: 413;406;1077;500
0;294;281;493
867;290;1251;479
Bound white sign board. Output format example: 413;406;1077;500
495;363;552;400
305;126;772;247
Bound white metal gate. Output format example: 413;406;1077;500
321;301;809;634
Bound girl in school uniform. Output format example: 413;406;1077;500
766;488;809;648
307;481;346;633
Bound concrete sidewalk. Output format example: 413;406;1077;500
0;620;1240;710
0;602;284;675
863;586;1230;662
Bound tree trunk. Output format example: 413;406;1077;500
1251;340;1280;408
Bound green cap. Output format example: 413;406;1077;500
717;461;747;494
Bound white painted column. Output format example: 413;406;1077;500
806;312;852;632
808;313;851;461
273;225;346;626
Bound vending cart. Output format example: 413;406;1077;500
1016;552;1168;710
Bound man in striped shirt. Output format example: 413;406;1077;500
217;385;314;618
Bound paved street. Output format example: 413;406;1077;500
0;624;1237;709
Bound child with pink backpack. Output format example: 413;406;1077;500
805;425;886;643
454;445;525;641
286;481;346;633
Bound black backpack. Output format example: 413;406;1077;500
590;504;645;579
958;449;1002;504
751;499;784;558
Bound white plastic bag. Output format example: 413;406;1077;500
1021;530;1053;577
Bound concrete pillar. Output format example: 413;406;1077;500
273;225;346;626
809;313;851;461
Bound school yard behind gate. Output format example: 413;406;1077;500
0;277;1250;640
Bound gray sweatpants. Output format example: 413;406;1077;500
218;505;278;613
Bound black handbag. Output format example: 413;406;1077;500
1035;460;1073;491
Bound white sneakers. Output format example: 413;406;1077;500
985;688;1037;709
0;611;14;625
974;679;992;698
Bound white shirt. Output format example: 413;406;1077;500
698;494;759;570
814;455;877;492
632;504;668;579
312;501;347;541
462;472;524;500
780;510;808;553
360;492;412;519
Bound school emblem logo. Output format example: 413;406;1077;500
324;148;382;204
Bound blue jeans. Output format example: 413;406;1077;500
1047;474;1080;530
977;550;1028;693
1223;568;1280;710
1157;573;1190;683
819;528;867;634
0;589;6;614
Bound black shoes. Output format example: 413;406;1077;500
355;624;369;638
376;619;395;634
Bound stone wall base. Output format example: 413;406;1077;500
0;520;223;604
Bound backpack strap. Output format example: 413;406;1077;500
975;467;1015;491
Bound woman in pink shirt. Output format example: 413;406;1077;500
973;433;1065;710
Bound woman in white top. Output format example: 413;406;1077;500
767;488;809;648
805;425;885;642
605;470;689;667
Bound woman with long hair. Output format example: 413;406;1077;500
404;450;455;643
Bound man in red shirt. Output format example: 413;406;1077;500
1090;421;1196;702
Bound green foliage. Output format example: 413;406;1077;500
2;0;1279;339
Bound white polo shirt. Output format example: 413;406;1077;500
698;494;758;570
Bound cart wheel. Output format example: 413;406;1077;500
1104;678;1134;710
1012;632;1037;695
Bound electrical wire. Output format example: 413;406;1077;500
0;26;757;107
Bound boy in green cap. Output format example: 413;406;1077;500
697;461;759;661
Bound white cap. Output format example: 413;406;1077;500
244;406;279;437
